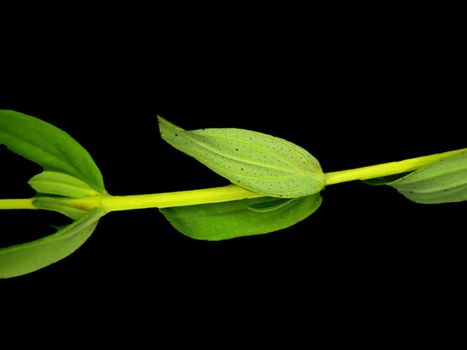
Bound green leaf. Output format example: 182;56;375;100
381;152;467;204
0;110;105;193
158;116;324;198
0;208;104;278
160;194;322;240
29;171;101;198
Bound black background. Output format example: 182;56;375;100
0;7;465;338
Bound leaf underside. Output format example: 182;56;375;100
160;194;322;240
158;116;325;198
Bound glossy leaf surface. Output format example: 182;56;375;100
160;194;322;240
0;110;105;193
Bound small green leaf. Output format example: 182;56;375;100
0;208;104;278
158;116;324;198
160;194;322;240
381;152;467;204
0;110;105;193
29;171;101;198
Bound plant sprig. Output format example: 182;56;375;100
1;110;466;278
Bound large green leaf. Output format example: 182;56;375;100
0;110;105;193
160;194;322;240
158;117;324;198
0;208;104;278
369;152;467;204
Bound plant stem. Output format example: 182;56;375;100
1;148;465;212
324;148;466;185
67;184;263;212
0;198;36;210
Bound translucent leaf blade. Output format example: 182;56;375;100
0;208;104;278
158;117;324;198
160;194;322;240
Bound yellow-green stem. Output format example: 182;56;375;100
0;198;35;210
324;148;466;185
66;184;263;212
0;148;465;212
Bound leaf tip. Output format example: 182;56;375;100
157;116;185;141
157;115;176;128
156;114;165;123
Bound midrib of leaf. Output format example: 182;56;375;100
202;162;321;195
201;128;318;169
182;132;317;176
194;131;316;171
